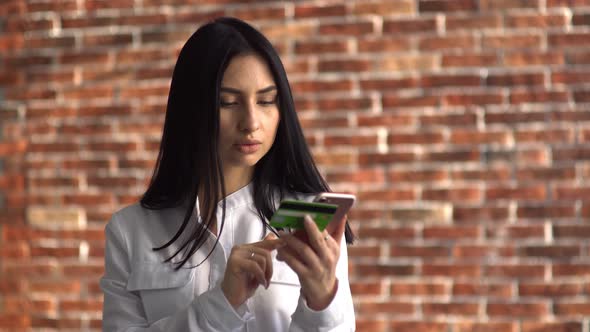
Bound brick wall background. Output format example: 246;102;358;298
1;0;590;331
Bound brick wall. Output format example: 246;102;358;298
1;0;590;331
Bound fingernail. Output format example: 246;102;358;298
304;214;313;224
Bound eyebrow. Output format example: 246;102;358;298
220;86;277;95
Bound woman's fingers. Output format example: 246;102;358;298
276;245;308;276
279;232;323;271
241;254;267;287
302;215;330;258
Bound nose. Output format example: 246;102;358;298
238;101;260;133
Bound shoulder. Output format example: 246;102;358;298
108;202;187;231
106;202;191;262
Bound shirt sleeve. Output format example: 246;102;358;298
288;237;356;332
100;213;253;332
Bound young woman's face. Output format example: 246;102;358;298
218;53;280;175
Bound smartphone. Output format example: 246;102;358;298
269;192;356;232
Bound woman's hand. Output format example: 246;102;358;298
276;215;342;311
221;233;284;309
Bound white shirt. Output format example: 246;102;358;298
100;183;355;331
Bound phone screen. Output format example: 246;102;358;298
269;200;338;231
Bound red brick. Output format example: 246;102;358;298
384;18;437;33
357;189;416;202
319;21;374;36
420;112;478;126
480;0;542;9
350;280;383;296
553;302;590;315
446;14;503;30
294;40;350;55
352;0;414;15
487;302;549;317
357;37;413;53
422;302;479;316
318;58;371;73
519;282;582;297
451;129;511;145
25;36;75;49
29;281;81;294
355;318;388;332
487;72;545;86
506;13;568;28
483;33;543;49
291;80;352;93
231;6;286;20
422;187;482;202
389;131;445;145
517;204;576;218
85;0;133;10
423;226;480;239
451;167;511;181
443;53;500;67
419;0;477;12
391;282;448;296
327;169;385;184
389;321;448;332
486;185;546;201
299;116;349;129
549;32;590;47
519;245;580;258
0;314;30;328
553;264;590;276
453;206;509;222
357;226;416;240
504;51;564;66
485;264;545;278
423;149;480;162
553;225;590;238
352;263;415;277
506;225;545;240
423;264;480;277
383;94;440;108
455;322;518;332
452;281;514;299
356;300;415;314
420;73;481;87
359;151;417;165
521;322;582;332
390;245;450;258
388;169;448;183
511;89;570;103
516;128;574;144
348;245;382;258
418;35;477;51
294;4;346;18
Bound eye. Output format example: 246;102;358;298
220;100;238;107
258;95;277;106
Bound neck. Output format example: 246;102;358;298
222;166;254;196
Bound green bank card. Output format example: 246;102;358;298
270;200;338;231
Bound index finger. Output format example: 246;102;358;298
254;238;285;250
302;214;327;254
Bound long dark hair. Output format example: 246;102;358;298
141;17;354;269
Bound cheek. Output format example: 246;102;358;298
267;110;280;135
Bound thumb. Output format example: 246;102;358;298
264;232;277;240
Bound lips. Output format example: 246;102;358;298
233;140;262;154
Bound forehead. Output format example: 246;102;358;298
221;54;275;90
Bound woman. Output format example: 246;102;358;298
100;17;355;331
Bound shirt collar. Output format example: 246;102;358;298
195;181;255;216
